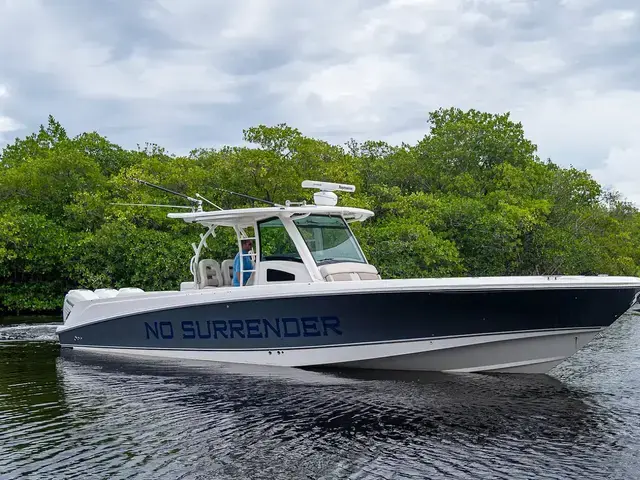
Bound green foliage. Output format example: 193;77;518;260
359;219;465;279
413;107;539;195
0;115;68;169
1;109;638;315
68;220;195;291
0;206;75;313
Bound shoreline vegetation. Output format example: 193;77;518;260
1;108;639;316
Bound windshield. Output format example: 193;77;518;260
293;214;366;265
258;217;302;262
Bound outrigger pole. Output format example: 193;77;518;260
120;177;279;211
211;187;283;208
127;177;225;212
111;203;194;209
130;177;204;211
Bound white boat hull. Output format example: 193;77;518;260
68;327;602;374
57;275;640;375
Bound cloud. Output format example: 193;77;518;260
590;9;636;33
0;84;23;144
0;115;22;139
590;146;640;206
0;0;639;204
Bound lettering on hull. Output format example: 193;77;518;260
144;316;342;341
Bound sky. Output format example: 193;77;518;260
0;0;639;205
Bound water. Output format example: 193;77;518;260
1;312;639;479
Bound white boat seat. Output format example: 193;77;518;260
198;259;223;288
318;262;381;282
221;259;234;286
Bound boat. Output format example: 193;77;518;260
57;180;640;374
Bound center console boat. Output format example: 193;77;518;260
57;181;640;374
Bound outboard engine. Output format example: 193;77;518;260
94;288;119;299
62;287;147;322
116;287;145;296
62;289;99;322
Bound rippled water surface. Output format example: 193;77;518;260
1;311;640;479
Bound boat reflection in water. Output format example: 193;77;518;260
2;328;639;480
52;347;632;479
56;348;609;439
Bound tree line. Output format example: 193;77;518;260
1;108;639;315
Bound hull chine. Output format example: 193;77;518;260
322;327;603;374
62;327;604;375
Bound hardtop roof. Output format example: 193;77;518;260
167;205;374;227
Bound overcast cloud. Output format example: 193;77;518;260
0;0;638;204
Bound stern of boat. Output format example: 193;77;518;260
62;287;145;323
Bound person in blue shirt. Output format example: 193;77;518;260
232;239;254;286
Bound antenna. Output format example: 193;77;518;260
301;180;356;193
129;177;203;212
301;180;356;206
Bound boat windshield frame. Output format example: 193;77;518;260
169;205;375;288
292;214;367;266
